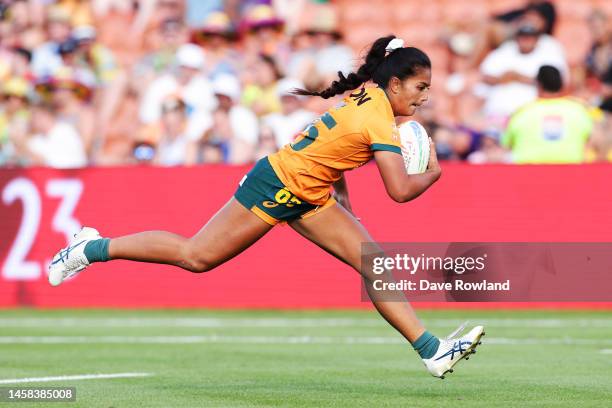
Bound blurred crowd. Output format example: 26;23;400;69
0;0;610;168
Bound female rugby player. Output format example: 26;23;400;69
49;35;484;379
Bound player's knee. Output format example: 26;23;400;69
180;246;214;273
186;259;211;273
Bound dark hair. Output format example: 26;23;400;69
536;65;562;92
259;53;283;80
526;1;556;35
13;47;31;62
602;65;612;86
294;35;431;99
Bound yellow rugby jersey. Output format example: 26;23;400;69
267;87;401;205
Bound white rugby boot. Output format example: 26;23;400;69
422;323;485;379
48;227;101;286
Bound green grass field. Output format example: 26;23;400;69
1;308;611;408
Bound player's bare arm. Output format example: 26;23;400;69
374;139;441;203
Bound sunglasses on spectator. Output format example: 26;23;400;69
161;99;185;113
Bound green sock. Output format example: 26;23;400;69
83;238;111;263
412;331;440;359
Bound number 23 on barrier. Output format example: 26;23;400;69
1;177;83;280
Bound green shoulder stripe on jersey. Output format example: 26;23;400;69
371;143;402;154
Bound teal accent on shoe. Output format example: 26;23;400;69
412;331;440;359
83;238;111;263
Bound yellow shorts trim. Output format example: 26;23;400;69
300;196;337;220
250;206;281;226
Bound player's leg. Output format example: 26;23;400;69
49;198;273;285
107;198;273;272
289;203;484;378
289;203;426;343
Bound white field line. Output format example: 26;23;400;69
0;373;152;385
600;349;612;354
1;317;611;328
0;335;611;346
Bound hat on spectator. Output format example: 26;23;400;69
58;38;79;54
36;67;94;101
242;5;284;31
73;25;96;43
2;77;30;98
276;77;305;99
47;6;71;23
200;11;234;35
301;4;341;39
176;43;205;70
212;73;241;101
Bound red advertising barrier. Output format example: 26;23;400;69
1;163;611;308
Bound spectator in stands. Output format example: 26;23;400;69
0;1;39;81
44;67;96;157
31;6;73;78
7;47;34;80
132;18;188;96
479;21;568;127
468;1;557;69
96;89;141;166
0;0;606;169
240;4;289;66
585;9;612;85
139;43;216;139
0;77;31;166
128;0;185;43
71;25;127;149
301;5;354;92
200;73;258;165
586;67;612;162
253;125;279;161
601;66;612;109
54;0;94;27
286;30;314;85
22;101;87;168
192;11;241;78
56;37;97;83
3;0;45;51
241;54;282;116
4;1;29;41
502;65;592;164
261;77;315;148
71;25;119;87
586;109;612;163
466;134;512;164
153;97;192;166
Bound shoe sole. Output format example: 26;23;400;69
439;327;485;379
48;263;87;286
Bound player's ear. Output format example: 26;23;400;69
388;76;401;94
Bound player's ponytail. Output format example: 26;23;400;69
293;35;431;99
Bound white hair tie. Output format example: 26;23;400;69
385;38;405;55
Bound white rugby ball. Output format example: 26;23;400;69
398;120;430;174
